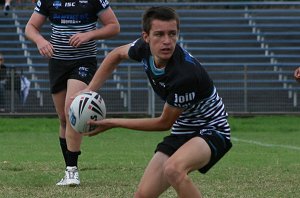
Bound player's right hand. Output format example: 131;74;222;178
37;39;54;58
83;119;113;137
294;67;300;83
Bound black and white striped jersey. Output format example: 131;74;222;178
128;38;230;139
33;0;110;60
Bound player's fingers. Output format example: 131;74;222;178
87;132;99;137
295;68;300;77
87;120;98;125
39;44;54;58
82;127;101;137
39;48;51;58
45;47;54;58
69;35;81;47
69;36;75;46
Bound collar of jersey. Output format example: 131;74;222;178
149;56;165;76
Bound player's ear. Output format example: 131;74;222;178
142;32;149;43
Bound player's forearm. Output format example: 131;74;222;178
107;117;171;132
87;65;114;92
88;50;123;91
88;23;120;41
25;24;45;44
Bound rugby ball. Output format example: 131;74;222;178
69;91;106;133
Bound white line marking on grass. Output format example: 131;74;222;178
232;137;300;151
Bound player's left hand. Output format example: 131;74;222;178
69;32;91;48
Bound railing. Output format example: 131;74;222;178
1;2;300;115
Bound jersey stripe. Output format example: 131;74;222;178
171;87;230;139
50;22;97;60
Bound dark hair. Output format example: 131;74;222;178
142;6;180;34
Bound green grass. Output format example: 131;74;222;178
0;116;299;198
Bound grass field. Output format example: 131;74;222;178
0;115;299;198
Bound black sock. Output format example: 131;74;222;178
59;137;68;166
66;150;81;167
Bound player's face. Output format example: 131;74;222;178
143;19;178;68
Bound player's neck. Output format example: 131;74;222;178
154;60;167;69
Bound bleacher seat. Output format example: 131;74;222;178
1;2;300;114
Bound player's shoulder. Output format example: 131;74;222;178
37;0;54;5
128;38;150;61
168;48;203;86
169;45;199;75
35;0;55;10
130;38;146;48
176;45;199;64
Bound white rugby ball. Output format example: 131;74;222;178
69;91;106;133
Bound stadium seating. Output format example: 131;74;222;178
1;2;300;115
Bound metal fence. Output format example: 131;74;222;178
1;2;300;116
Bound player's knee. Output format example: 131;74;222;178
57;111;66;127
163;161;186;187
58;116;66;128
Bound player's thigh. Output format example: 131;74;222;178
52;90;67;119
168;137;211;173
137;152;170;196
65;79;88;111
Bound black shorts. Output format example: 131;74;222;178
48;57;97;94
155;130;232;174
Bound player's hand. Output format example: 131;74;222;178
294;67;300;83
83;119;113;137
69;32;91;48
36;39;54;58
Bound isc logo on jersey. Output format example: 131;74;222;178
65;2;75;7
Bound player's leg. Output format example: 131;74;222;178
64;79;88;152
3;0;11;16
0;83;6;111
164;137;211;198
56;79;87;186
56;58;97;186
52;90;68;164
64;58;97;152
134;152;171;198
48;58;74;185
52;90;80;186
